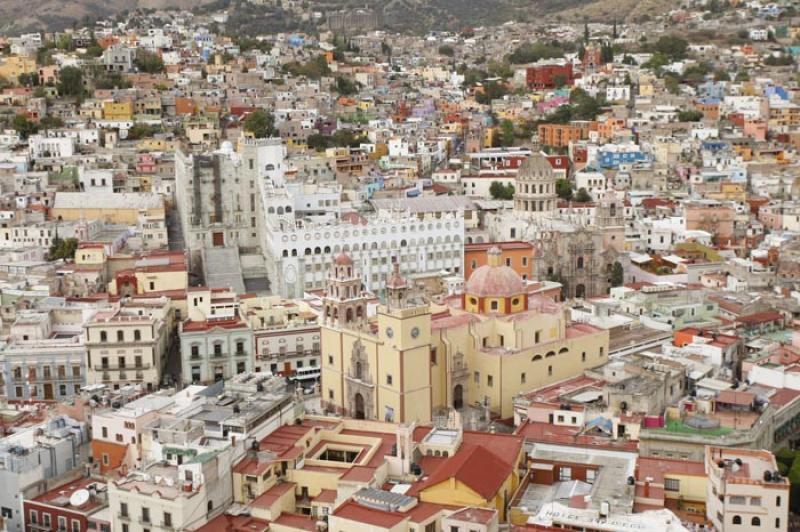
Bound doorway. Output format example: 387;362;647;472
354;393;365;419
453;384;464;410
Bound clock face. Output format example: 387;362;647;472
411;327;420;338
386;327;394;338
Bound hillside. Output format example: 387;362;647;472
1;0;669;35
0;0;218;34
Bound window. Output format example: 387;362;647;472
122;525;129;532
117;330;124;342
474;371;480;384
521;373;526;384
430;348;437;365
328;389;334;400
102;453;109;465
490;300;498;311
750;496;761;506
548;365;553;376
665;478;680;491
102;426;108;438
134;330;141;341
43;514;51;527
100;331;107;342
559;466;572;481
236;341;245;354
776;518;781;528
586;469;596;484
141;508;150;523
71;519;80;532
386;374;393;385
58;516;67;530
582;351;586;362
732;516;742;525
600;347;604;357
751;516;760;526
30;510;38;524
214;343;222;356
163;513;172;527
120;502;128;518
487;375;493;387
535;330;541;343
777;496;782;507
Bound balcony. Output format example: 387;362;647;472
116;513;130;521
94;364;151;371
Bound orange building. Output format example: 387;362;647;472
464;241;534;281
91;440;129;474
537;123;591;148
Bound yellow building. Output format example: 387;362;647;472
0;55;36;80
103;100;134;121
321;248;610;422
52;192;165;224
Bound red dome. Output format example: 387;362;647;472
465;263;525;298
334;253;353;266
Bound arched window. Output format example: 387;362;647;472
546;351;556;358
559;347;569;354
282;250;288;257
314;247;321;254
577;256;584;270
268;207;275;214
291;249;297;256
277;206;284;215
345;308;353;322
304;248;312;255
286;206;292;212
751;517;760;526
324;246;331;253
356;306;363;318
732;516;742;525
532;355;542;361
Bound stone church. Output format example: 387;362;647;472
487;153;629;299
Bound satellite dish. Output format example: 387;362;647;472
69;489;90;508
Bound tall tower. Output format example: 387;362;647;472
514;153;557;219
595;189;625;252
322;253;366;329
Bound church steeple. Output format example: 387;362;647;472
323;253;366;329
385;261;409;310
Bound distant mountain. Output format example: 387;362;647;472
1;0;665;36
0;0;219;34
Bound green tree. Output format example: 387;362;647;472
498;119;515;147
48;237;79;260
57;66;84;97
610;261;624;287
307;133;329;151
335;76;359;96
18;72;39;87
12;114;38;139
489;181;515;200
735;71;750;82
556;178;573;200
651;35;689;61
134;49;165;73
438;44;455;57
575;187;592;203
39;115;64;130
664;75;680;94
243;109;276;138
678;109;704;122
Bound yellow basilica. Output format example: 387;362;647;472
320;247;610;422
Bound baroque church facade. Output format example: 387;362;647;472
488;153;629;299
320;248;610;423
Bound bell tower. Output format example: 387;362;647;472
323;253;366;329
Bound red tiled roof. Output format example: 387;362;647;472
273;512;317;531
407;444;511;500
194;514;270;532
332;500;408;528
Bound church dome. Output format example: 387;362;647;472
517;152;554;182
334;253;353;266
464;247;526;298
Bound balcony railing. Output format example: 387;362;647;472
94;364;151;371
